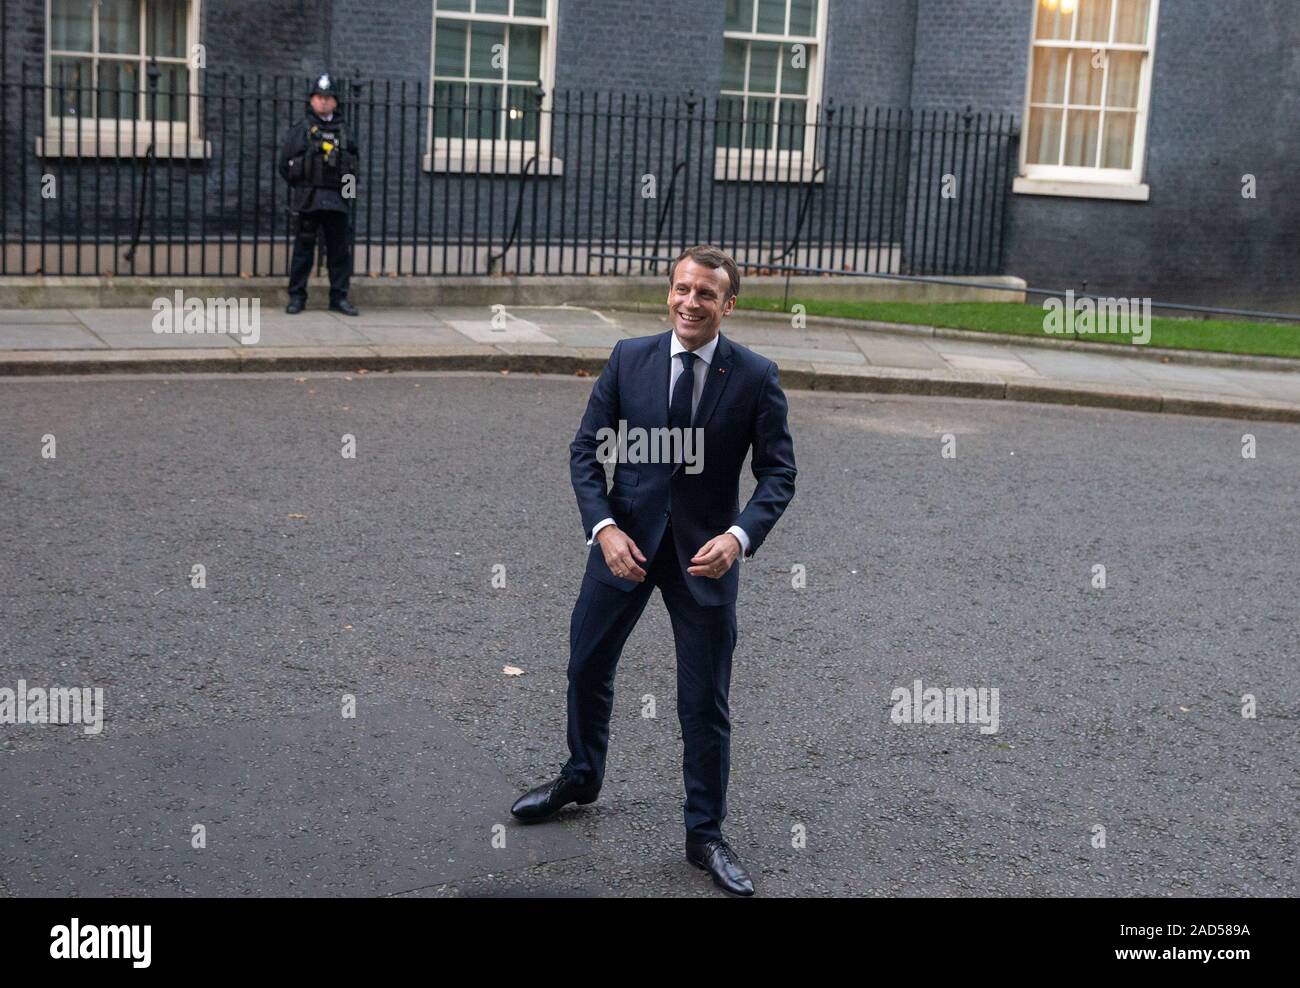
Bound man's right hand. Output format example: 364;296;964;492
596;526;647;582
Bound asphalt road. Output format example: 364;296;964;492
1;369;1296;897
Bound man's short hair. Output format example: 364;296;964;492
669;245;740;301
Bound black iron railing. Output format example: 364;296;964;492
0;66;1018;279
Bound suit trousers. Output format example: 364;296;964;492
287;208;351;304
561;518;738;841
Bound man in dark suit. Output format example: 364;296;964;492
510;245;797;895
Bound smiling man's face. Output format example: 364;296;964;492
667;257;735;350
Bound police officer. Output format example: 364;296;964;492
280;72;361;315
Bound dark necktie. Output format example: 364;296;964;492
670;351;698;432
667;351;699;499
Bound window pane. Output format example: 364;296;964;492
50;56;94;116
51;0;93;51
437;0;472;10
1034;0;1072;40
715;96;744;148
789;0;817;36
1063;108;1100;166
97;59;139;119
722;39;746;91
1113;0;1149;44
433;81;467;138
477;0;510;13
505;84;539;140
1075;0;1111;42
99;0;140;55
435;19;467;76
507;25;541;81
745;96;774;149
725;0;754;32
148;0;186;58
1025;106;1062;164
514;0;547;15
747;40;780;93
1030;46;1068;104
1101;110;1136;168
776;98;806;150
469;21;506;80
151;63;189;122
755;0;786;35
1104;50;1143;107
1068;49;1104;105
780;43;809;94
465;83;501;139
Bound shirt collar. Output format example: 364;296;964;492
670;331;719;367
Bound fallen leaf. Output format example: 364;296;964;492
503;665;524;676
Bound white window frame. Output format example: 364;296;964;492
716;0;828;183
423;0;562;175
38;0;208;158
1014;0;1159;201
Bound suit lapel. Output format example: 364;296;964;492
654;331;672;427
693;333;734;430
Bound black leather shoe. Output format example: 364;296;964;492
686;836;754;896
510;775;599;823
285;297;305;314
329;299;359;316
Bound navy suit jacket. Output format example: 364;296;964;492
570;330;796;607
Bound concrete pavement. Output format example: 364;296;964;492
1;303;1299;422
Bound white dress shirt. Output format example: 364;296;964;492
587;331;752;560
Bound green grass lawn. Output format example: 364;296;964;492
733;298;1300;359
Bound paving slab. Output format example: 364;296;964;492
1205;369;1300;403
508;305;622;328
353;324;481;346
0;323;107;349
0;308;81;324
317;308;452;327
1008;345;1159;387
247;320;372;347
749;342;866;365
0;702;588;896
524;324;631;348
450;323;557;344
1122;360;1264;397
723;324;859;349
72;307;238;348
848;332;951;370
938;351;1037;376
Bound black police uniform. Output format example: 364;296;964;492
279;73;361;313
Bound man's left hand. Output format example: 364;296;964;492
688;533;741;579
